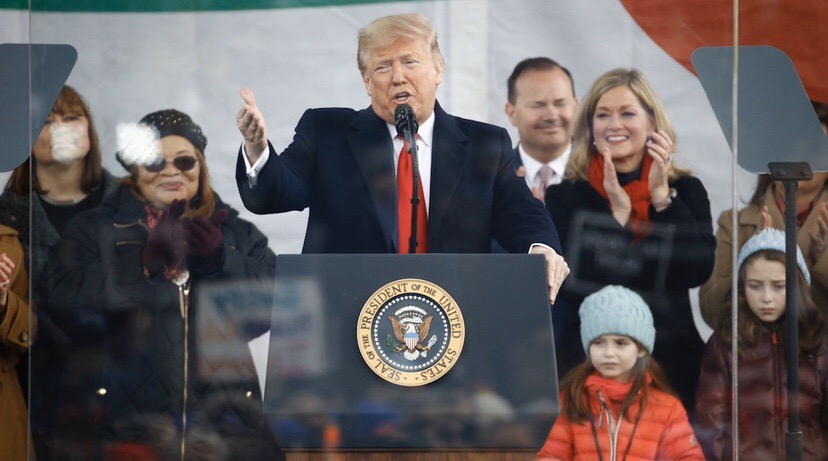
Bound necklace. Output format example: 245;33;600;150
39;192;89;206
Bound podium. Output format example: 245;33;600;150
264;254;559;460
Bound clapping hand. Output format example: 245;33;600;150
757;205;773;232
808;203;828;264
0;253;13;308
237;88;268;164
601;147;632;226
141;199;188;276
183;209;230;273
647;130;673;207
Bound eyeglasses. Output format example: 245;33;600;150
144;156;198;173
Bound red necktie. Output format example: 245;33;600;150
397;139;428;253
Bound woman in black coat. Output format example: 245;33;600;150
0;87;121;455
545;68;715;413
40;109;281;460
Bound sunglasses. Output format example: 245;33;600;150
145;156;198;173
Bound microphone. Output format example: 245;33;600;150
393;103;421;253
394;104;419;147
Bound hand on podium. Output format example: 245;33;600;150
530;245;570;304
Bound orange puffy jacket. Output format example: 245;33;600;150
537;374;704;461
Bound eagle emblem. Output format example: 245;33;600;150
357;279;466;386
389;313;438;361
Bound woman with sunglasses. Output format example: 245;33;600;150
39;109;281;460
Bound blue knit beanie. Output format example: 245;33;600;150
737;228;811;284
580;285;655;354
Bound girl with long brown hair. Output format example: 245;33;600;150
537;285;703;460
695;228;828;460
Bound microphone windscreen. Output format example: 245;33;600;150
395;104;419;138
395;103;412;137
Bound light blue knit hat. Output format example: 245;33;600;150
579;285;655;354
737;228;811;284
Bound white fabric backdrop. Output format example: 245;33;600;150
2;0;765;339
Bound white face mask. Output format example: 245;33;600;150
50;123;90;163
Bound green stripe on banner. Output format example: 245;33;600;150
1;0;419;12
0;0;25;8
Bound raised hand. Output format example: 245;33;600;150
141;199;188;276
647;129;673;206
237;87;269;163
183;209;230;272
601;147;632;226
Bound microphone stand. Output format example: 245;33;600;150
404;116;420;253
769;161;812;461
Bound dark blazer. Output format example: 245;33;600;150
236;102;560;254
511;145;523;169
491;146;526;254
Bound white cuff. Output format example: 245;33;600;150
242;143;270;188
529;243;558;255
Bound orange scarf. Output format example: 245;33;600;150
585;371;650;423
588;154;654;241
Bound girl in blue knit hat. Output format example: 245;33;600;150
695;228;828;460
537;285;703;460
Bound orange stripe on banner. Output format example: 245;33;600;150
621;0;827;103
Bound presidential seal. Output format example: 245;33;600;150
357;278;465;386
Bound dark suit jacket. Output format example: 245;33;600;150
490;146;525;255
511;145;523;169
236;102;560;254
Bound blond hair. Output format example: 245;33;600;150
357;13;444;76
566;68;690;181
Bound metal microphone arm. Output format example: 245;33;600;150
407;111;421;253
394;104;421;253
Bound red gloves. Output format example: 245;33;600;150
140;199;188;276
182;209;230;273
141;200;230;276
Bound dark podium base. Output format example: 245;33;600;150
267;254;557;453
285;449;535;460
